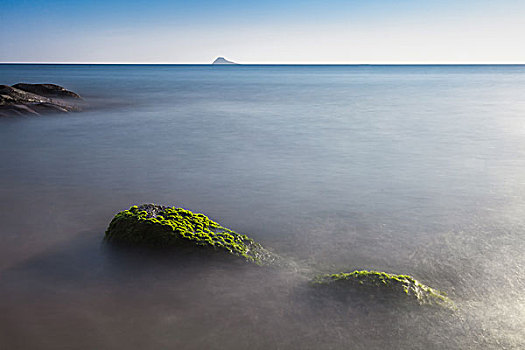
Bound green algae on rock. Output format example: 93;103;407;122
312;270;454;308
105;204;279;265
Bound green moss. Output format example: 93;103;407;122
105;204;278;265
312;270;454;308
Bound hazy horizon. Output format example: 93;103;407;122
2;62;525;65
2;0;525;64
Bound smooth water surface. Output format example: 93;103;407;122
1;64;525;349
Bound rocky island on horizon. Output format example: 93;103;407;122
212;57;238;65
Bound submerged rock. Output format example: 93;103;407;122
312;270;454;308
0;83;82;117
105;204;279;266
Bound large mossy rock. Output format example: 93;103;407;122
105;204;279;266
312;270;454;308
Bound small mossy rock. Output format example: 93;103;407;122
105;204;279;266
312;270;454;308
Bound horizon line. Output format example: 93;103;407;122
1;61;525;66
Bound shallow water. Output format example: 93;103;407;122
1;64;525;349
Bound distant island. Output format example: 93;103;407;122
212;57;238;65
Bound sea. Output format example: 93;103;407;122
1;64;524;349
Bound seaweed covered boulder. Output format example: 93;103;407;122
105;204;279;265
312;270;453;308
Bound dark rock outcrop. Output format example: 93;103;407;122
0;83;82;117
105;204;280;266
12;83;81;99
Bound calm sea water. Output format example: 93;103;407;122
1;64;525;349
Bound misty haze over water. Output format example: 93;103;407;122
1;64;524;349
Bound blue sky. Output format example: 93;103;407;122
1;0;524;63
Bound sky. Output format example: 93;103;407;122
1;0;525;64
